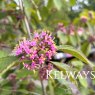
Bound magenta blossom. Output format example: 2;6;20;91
13;31;56;71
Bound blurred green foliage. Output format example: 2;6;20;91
0;0;95;95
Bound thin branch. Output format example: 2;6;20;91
39;71;47;95
40;78;47;95
19;0;32;39
24;16;32;39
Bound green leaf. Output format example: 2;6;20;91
16;69;38;79
70;0;76;6
18;89;41;95
0;51;8;58
71;60;84;70
57;45;94;67
57;31;68;44
51;61;73;72
0;87;12;95
53;0;62;10
54;84;72;95
78;76;88;88
0;56;18;76
48;79;54;95
68;35;77;46
23;0;32;18
0;12;8;19
81;42;91;56
51;62;77;83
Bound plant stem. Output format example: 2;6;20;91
41;79;46;95
19;0;32;39
24;16;32;39
48;79;54;95
30;0;42;20
39;73;47;95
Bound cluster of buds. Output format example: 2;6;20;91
88;35;95;43
13;31;56;71
57;23;84;36
77;27;84;36
88;11;93;19
68;25;84;36
68;24;75;35
57;23;74;35
80;16;88;23
57;23;66;33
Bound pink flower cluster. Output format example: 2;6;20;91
13;31;56;70
57;23;66;33
57;23;84;36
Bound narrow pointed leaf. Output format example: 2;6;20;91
0;56;18;74
57;45;94;67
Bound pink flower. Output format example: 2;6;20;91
80;16;88;23
47;41;53;45
15;47;23;55
46;51;53;59
34;33;39;38
31;62;36;69
77;27;84;36
41;31;46;37
39;54;45;64
13;31;56;70
30;41;36;46
57;23;66;33
69;24;75;35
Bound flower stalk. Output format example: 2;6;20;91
19;0;32;39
